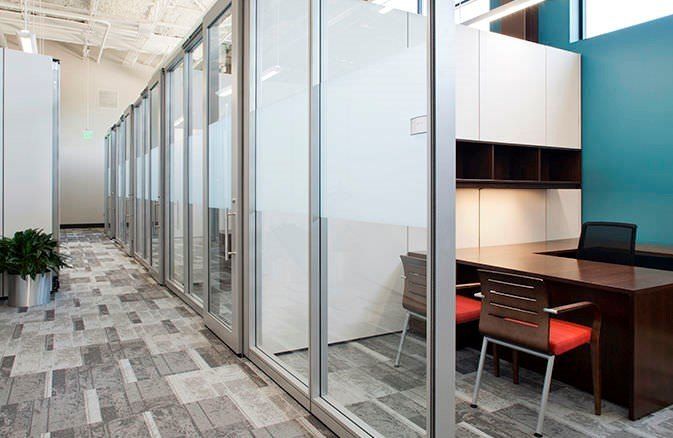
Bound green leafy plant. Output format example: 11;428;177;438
0;229;70;280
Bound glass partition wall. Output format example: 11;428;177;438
166;61;187;292
124;110;134;254
320;2;429;435
103;0;457;434
188;40;206;304
134;98;146;262
104;133;113;238
247;0;456;436
149;82;163;278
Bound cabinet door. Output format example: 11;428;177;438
479;31;546;146
546;47;581;149
456;25;479;141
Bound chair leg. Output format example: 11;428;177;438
591;339;602;415
471;337;489;408
535;355;555;437
492;344;500;377
394;312;411;367
512;350;520;385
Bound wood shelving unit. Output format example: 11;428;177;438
456;140;581;189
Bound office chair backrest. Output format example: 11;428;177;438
478;270;551;353
400;255;427;317
577;221;637;266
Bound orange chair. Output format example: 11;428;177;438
395;255;481;367
471;269;601;437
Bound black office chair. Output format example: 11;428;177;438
577;222;637;265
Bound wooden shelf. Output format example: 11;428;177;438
455;140;581;189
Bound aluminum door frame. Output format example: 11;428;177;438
202;0;243;354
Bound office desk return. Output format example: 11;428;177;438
409;239;673;420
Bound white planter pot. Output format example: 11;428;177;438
6;272;52;307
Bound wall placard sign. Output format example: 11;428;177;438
410;115;427;136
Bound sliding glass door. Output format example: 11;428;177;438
204;1;242;352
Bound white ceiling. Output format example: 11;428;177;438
0;0;216;67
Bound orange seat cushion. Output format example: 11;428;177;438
456;295;481;324
549;319;592;355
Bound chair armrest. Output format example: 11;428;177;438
543;301;595;315
456;282;480;291
545;301;602;344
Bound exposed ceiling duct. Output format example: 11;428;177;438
0;0;215;67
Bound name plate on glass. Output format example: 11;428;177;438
410;115;427;136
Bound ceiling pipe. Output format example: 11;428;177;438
0;4;111;61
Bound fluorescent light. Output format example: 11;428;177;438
462;0;545;27
260;65;281;81
216;86;232;97
16;29;37;54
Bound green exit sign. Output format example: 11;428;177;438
82;130;94;140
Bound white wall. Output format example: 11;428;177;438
28;42;154;225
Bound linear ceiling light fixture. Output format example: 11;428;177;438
17;0;38;54
462;0;545;27
17;29;37;53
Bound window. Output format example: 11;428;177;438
584;0;673;39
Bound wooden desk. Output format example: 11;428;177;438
410;239;673;420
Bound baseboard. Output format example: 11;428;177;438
60;223;105;229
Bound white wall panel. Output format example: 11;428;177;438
546;47;581;149
457;188;480;248
479;189;546;246
4;50;54;234
479;32;546;146
546;189;582;240
456;25;480;140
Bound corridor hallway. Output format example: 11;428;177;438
0;229;332;437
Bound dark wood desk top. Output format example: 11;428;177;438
409;239;673;294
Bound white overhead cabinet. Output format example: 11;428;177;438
546;46;581;149
455;26;582;150
456;25;480;141
479;30;547;146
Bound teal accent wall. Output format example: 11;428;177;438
538;0;673;244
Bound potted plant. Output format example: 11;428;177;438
0;229;69;307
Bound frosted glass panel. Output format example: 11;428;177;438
207;10;235;326
321;1;427;435
168;63;185;286
254;0;310;385
189;42;205;302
